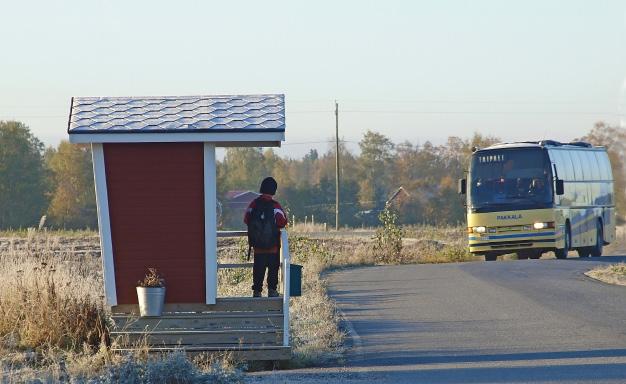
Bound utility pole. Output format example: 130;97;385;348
335;100;340;230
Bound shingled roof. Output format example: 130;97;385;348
68;94;285;134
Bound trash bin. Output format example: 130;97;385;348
290;264;302;296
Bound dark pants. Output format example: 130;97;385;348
252;252;280;292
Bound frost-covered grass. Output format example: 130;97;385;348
586;263;626;286
0;225;480;380
0;232;344;380
2;348;244;383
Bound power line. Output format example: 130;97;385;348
290;110;622;115
290;97;622;105
281;140;358;146
1;110;623;119
0;115;67;118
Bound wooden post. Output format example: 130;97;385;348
280;230;290;347
204;143;218;304
91;143;117;306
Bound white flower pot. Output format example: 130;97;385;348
136;286;166;317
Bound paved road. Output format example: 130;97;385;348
252;256;626;383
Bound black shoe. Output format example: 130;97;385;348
253;291;262;298
268;289;279;297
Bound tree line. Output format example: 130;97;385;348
1;120;624;230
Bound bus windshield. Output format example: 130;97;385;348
469;148;553;212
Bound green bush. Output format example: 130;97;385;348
373;207;404;263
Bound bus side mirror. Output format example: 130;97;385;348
555;179;564;195
458;178;467;195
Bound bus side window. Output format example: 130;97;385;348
566;182;576;206
554;150;573;206
573;151;588;181
585;152;600;206
588;151;601;180
597;151;613;205
598;151;611;180
552;150;572;180
572;151;591;205
563;151;577;181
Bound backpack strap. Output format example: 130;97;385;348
246;196;263;260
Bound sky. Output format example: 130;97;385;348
1;0;625;158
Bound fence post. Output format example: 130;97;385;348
280;230;290;347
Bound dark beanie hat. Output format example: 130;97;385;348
260;177;278;195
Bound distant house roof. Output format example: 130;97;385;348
224;191;259;212
225;190;260;201
386;186;410;206
67;94;285;145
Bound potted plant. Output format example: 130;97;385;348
136;268;166;317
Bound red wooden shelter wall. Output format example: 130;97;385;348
104;143;205;304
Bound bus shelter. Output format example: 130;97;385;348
68;94;291;359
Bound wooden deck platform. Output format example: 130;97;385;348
109;297;291;360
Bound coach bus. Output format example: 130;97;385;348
458;140;615;261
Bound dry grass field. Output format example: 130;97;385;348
0;225;527;381
585;263;626;286
0;231;347;382
584;227;626;286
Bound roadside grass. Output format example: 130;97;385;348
217;235;344;368
2;346;245;383
585;263;626;286
0;228;97;238
0;225;474;379
0;234;107;353
404;224;466;244
0;233;245;382
307;224;475;266
0;232;344;380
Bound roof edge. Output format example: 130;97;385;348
71;93;284;101
68;130;285;145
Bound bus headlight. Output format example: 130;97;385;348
533;221;555;230
472;226;487;233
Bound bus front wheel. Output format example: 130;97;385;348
555;223;571;259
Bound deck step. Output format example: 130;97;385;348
111;345;291;360
111;328;281;345
111;297;283;315
109;297;287;359
111;313;283;331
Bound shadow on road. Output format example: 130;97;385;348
559;255;626;263
328;287;420;310
269;360;626;384
362;362;626;383
348;348;626;367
